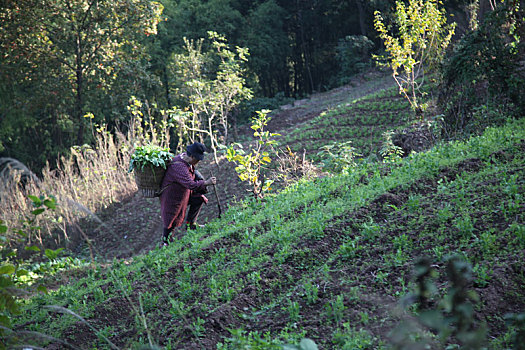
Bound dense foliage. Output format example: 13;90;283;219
374;0;456;113
0;0;163;168
1;0;392;170
439;2;525;136
129;144;174;172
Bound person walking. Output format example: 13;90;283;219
159;142;216;246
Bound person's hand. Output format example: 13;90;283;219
205;177;216;186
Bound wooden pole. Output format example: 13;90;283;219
211;170;222;218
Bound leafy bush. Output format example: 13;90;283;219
226;110;280;198
316;141;360;174
128;144;174;172
0;196;58;349
380;130;404;163
392;256;487;349
374;0;456;113
439;4;525;136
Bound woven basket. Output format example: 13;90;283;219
134;165;167;198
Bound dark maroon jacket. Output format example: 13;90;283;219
159;154;206;229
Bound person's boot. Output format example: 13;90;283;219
187;222;204;230
161;227;171;246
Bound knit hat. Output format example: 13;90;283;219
186;142;207;160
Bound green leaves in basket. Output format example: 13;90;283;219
129;144;175;172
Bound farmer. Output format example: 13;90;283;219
159;142;216;246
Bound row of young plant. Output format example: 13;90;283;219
281;85;412;164
211;117;525;348
11;117;525;348
208;147;523;347
306;140;525;348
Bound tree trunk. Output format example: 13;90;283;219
356;0;367;36
75;31;84;146
297;2;314;94
163;66;171;107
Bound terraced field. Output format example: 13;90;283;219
281;87;412;159
11;75;525;349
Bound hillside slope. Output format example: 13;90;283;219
14;77;525;349
73;70;398;261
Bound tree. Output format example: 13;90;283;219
0;0;163;147
147;0;245;106
169;31;253;164
226;110;279;199
374;0;456;114
240;0;290;96
438;2;525;134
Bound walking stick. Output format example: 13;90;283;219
211;170;222;218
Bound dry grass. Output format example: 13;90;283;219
0;97;176;251
0;127;137;249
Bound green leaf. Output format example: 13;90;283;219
27;195;41;206
31;208;45;216
419;310;445;330
43;198;56;209
45;248;64;260
0;275;14;288
16;269;29;277
0;315;11;328
0;264;16;275
25;245;40;252
4;292;20;314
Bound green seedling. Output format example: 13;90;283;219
325;295;345;325
285;299;301;323
338;237;362;260
303;282;319;305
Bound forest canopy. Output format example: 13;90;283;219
0;0;522;171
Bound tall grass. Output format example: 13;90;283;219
0;127;136;248
0;99;172;250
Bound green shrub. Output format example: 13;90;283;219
439;4;525;136
316;140;360;173
0;196;58;349
374;0;455;113
226;110;279;198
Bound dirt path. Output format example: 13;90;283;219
77;69;394;261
